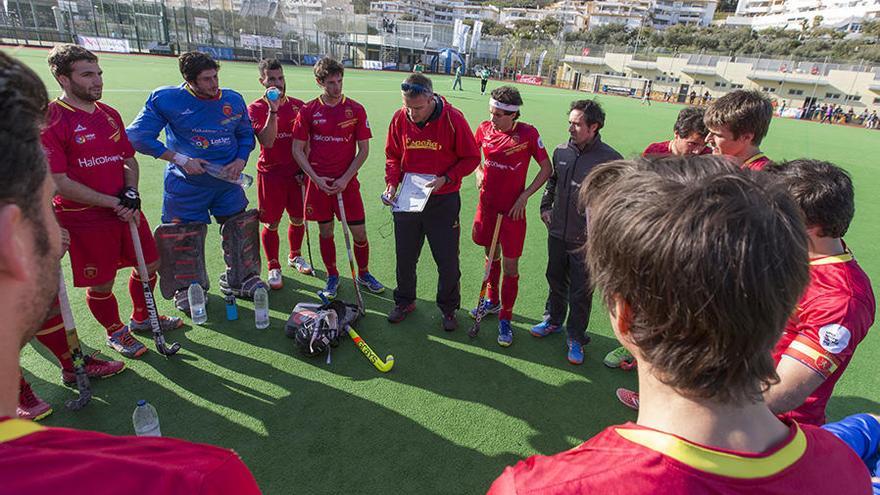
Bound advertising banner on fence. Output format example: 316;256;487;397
362;60;382;70
516;74;543;86
77;36;131;54
240;34;283;49
198;46;234;60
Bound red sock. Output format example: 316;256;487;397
262;225;281;270
86;289;124;335
486;258;501;303
319;235;339;276
288;220;304;259
19;375;28;392
353;239;370;275
129;273;157;323
500;274;519;321
34;310;74;370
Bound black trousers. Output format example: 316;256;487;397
545;235;593;344
393;192;461;314
480;79;488;93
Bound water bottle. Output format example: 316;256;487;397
132;400;162;437
266;87;281;101
203;162;254;188
188;283;207;325
254;286;270;329
225;294;239;321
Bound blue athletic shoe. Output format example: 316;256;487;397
567;338;585;365
530;319;563;338
357;272;385;293
497;319;513;347
320;275;340;300
469;299;501;319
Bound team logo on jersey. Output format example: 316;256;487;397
181;108;194;116
192;135;210;149
365;119;370;129
74;124;87;132
510;134;520;144
83;265;98;279
537;137;545;149
345;107;353;119
222;103;233;117
405;137;440;151
818;324;851;354
75;133;96;144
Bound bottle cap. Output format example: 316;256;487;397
267;87;280;101
137;399;146;406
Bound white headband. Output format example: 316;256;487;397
490;98;520;112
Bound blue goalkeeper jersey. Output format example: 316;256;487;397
126;84;255;187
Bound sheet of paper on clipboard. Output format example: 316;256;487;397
392;173;436;213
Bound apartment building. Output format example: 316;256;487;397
726;0;880;31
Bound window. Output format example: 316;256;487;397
825;92;841;99
788;89;804;95
693;79;706;85
844;95;860;102
731;83;744;89
714;81;728;87
874;97;880;104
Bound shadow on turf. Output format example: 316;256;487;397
828;395;880;421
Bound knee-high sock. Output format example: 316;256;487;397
353;239;370;275
486;258;502;304
34;312;74;370
319;235;339;277
288;219;304;259
500;274;520;321
129;273;157;322
86;289;124;335
261;225;281;270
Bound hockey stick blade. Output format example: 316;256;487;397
58;270;92;410
347;326;394;372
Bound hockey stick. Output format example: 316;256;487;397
57;270;92;410
468;213;504;339
337;192;366;316
346;325;394;372
300;179;315;275
129;220;181;356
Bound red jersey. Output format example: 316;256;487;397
0;418;261;494
385;95;480;195
772;251;875;426
488;420;871;494
41;99;135;226
291;95;371;179
642;140;711;157
475;121;549;212
248;95;305;177
743;152;773;171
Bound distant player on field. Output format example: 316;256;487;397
704;89;774;170
247;58;312;290
0;50;262;494
470;86;551;347
42;44;182;359
489;155;873;494
764;159;875;426
479;67;491;95
291;57;384;299
127;51;265;313
641;106;711;157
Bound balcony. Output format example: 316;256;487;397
563;55;608;66
682;65;717;76
747;70;829;85
626;60;658;70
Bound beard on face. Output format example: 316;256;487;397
70;80;101;102
17;218;60;348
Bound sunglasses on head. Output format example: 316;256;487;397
401;82;430;94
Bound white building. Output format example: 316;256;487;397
371;0;501;25
499;2;587;32
725;0;880;31
586;0;653;29
652;0;718;27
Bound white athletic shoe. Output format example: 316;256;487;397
288;255;314;275
268;268;283;290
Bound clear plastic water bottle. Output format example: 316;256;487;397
225;294;238;321
254;286;270;329
203;162;254;189
188;283;207;324
266;87;281;101
132;400;162;437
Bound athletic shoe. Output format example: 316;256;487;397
319;275;340;300
268;268;283;290
129;315;184;333
567;338;585;365
441;311;458;332
387;303;415;323
530;319;563;338
357;272;385;293
603;346;635;369
17;380;52;421
288;255;314;275
106;327;147;358
497;319;513;347
616;388;640;410
62;352;126;385
469;299;501;319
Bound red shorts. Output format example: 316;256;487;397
305;178;365;223
64;212;159;287
472;203;527;259
257;171;305;224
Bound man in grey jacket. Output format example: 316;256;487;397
530;100;622;364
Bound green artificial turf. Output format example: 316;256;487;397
10;46;880;494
